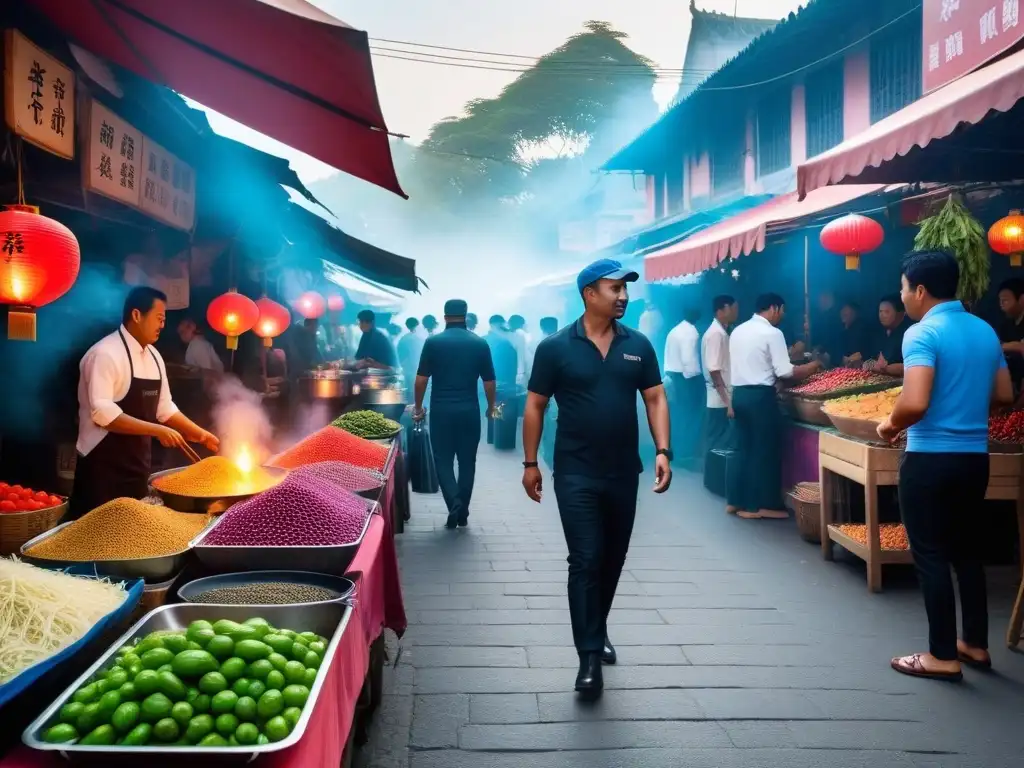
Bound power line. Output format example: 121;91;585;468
370;51;690;79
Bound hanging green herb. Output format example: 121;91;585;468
913;194;990;305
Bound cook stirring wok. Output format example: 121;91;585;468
69;287;220;520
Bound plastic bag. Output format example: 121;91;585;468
408;418;440;494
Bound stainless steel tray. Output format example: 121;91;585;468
189;499;377;576
178;570;356;605
20;521;203;583
149;465;289;514
23;602;353;762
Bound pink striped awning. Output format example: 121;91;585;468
798;47;1024;199
644;185;885;282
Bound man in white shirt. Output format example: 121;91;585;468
71;287;220;519
664;308;703;470
702;295;739;453
177;317;225;373
727;293;820;520
507;314;530;385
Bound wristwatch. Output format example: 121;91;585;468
656;448;674;461
522;461;539;469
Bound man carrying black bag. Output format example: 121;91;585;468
413;300;497;529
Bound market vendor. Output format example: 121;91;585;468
996;278;1024;393
838;301;870;367
71;287;220;519
864;293;912;377
351;309;397;371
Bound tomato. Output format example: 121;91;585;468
0;500;16;512
6;493;19;503
29;500;44;510
0;482;9;492
14;500;31;511
34;490;49;503
49;495;63;508
19;488;33;500
10;485;23;493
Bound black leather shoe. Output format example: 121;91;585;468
602;636;617;665
445;514;458;530
457;512;469;527
574;652;603;700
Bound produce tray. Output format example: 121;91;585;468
824;412;890;444
178;570;357;605
0;571;143;708
189;499;377;576
789;379;902;402
149;465;289;514
23;601;353;762
788;397;832;427
19;520;209;583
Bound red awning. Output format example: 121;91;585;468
26;0;406;197
644;185;885;282
798;48;1024;200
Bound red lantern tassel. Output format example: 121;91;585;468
7;305;36;341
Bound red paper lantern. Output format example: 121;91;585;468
327;293;344;313
294;290;326;320
206;290;259;350
254;297;290;347
819;213;885;271
0;204;81;341
989;210;1024;267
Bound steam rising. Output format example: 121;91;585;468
211;375;273;467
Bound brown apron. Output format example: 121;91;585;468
69;330;162;519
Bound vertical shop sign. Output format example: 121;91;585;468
84;99;142;207
923;0;1024;92
3;29;75;159
140;138;196;231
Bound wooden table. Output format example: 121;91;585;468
819;430;1024;593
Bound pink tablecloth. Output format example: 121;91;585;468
782;422;822;490
1;513;407;768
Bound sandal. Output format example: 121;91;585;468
736;510;761;519
758;509;790;520
957;652;992;670
890;653;963;682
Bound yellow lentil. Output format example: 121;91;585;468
152;456;281;497
26;498;209;561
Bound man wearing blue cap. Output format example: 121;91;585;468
522;258;672;699
413;300;497;529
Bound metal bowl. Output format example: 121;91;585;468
20;520;206;582
789;397;832;426
825;412;891;444
148;465;289;514
178;570;356;605
23;602;353;763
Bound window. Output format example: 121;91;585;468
870;19;922;123
756;92;791;177
805;62;844;157
710;118;745;196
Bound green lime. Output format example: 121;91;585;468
228;735;240;746
307;641;326;656
75;703;102;734
220;657;246;682
140;693;173;723
282;706;301;730
197;733;229;747
111;702;141;734
263;634;293;656
43;724;78;744
160;634;190;655
156;671;186;700
299;632;318;644
243;617;272;637
234;695;257;722
133;670;160;696
171;649;219;678
72;682;99;705
120;653;141;670
97;689;121;718
58;702;85;725
235;639;272;662
153;717;180;742
232;677;252;697
80;724;116;745
267;652;289;672
170;701;193;727
212;620;243;636
265;670;285;691
205;635;234;661
291;635;310;649
157;664;174;675
303;651;321;670
290;642;309;662
140;648;175;670
215;713;239;737
119;682;139;701
198;672;228;695
281;685;309;709
234;722;259;745
276;629;296;639
106;668;129;688
126;663;143;679
283;660;306;684
184;714;214;744
120;723;152;746
263;715;289;742
211;690;238;715
186;620;214;641
192;694;211;714
303;668;318;687
256;689;284;719
257;733;270;745
246;680;267;700
247;659;273;681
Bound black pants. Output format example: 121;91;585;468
668;373;706;467
553;473;639;654
727;385;784;512
898;451;989;660
430;408;481;520
703;406;735;453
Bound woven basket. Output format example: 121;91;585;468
786;485;821;544
0;500;66;556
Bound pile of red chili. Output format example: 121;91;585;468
989;410;1024;444
269;426;389;472
790;368;892;398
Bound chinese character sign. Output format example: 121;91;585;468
84;100;143;208
3;29;75;159
923;0;1024;92
140;138;196;231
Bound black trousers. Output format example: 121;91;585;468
898;451;989;660
430;408;482;520
727;385;784;512
553;473;639;654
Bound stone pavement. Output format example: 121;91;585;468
357;446;1024;768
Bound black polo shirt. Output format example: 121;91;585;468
998;314;1024;388
529;318;662;478
871;317;912;364
417;326;495;412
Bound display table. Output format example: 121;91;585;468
0;513;407;768
819;430;1024;593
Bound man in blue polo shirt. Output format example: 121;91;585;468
522;258;671;699
878;250;1013;682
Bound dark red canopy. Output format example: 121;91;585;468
26;0;406;197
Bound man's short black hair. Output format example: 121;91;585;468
489;314;506;327
123;286;167;325
509;315;525;330
999;277;1024;299
902;250;959;301
405;317;419;331
712;295;736;313
755;292;785;313
357;309;376;324
841;300;860;312
879;293;905;312
684;307;701;324
388;323;402;336
422;315;438;329
539;316;558;334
